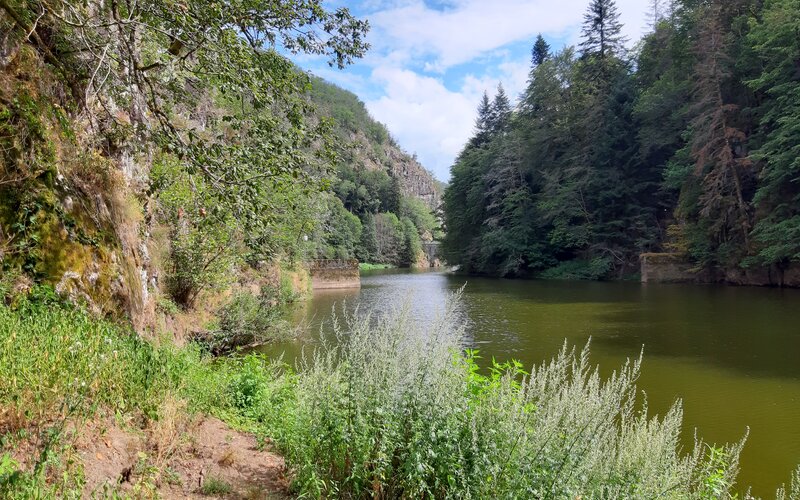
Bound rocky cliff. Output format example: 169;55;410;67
308;76;442;210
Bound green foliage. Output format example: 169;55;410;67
308;77;391;145
317;196;362;260
333;164;401;217
3;0;368;221
356;213;379;263
196;288;297;355
1;0;370;301
531;34;551;66
745;0;800;267
152;156;241;308
400;197;438;237
399;216;422;267
0;291;191;424
2;284;795;499
373;212;404;266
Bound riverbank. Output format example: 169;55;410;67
0;290;291;497
5;287;797;498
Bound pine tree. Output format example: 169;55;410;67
488;84;512;135
532;34;551;66
646;0;664;31
688;2;753;254
580;0;627;60
468;91;493;149
746;0;800;267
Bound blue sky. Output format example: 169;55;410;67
291;0;651;181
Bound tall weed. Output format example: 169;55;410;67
263;297;746;499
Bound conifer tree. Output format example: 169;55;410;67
746;0;800;267
488;84;512;135
532;34;551;66
580;0;627;59
688;2;753;253
646;0;664;30
468;92;493;148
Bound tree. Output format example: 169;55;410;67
580;0;627;60
488;84;513;135
746;0;800;267
373;213;404;265
687;3;754;258
0;0;370;260
400;217;422;267
532;34;551;66
646;0;665;30
442;147;491;272
468;92;493;149
323;197;362;259
357;214;379;263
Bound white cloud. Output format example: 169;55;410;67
367;0;649;71
366;67;476;180
365;59;530;181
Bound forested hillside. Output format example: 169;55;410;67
443;0;800;283
306;77;442;267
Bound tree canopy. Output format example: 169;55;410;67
443;0;799;280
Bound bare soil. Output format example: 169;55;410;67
76;415;288;499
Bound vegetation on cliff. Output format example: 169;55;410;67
442;0;800;281
307;77;442;267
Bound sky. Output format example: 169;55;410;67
291;0;652;182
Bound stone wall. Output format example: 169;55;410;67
640;253;701;284
641;253;800;287
310;259;361;290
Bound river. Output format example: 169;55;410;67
265;269;800;496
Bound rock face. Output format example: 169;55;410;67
309;259;361;290
347;130;441;210
308;76;442;210
384;147;440;210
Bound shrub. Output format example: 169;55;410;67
200;476;232;496
152;155;241;308
262;297;747;499
193;287;297;355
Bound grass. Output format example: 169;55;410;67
200;476;233;496
1;287;799;498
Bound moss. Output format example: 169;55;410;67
0;46;139;319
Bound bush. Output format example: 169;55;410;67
259;297;747;498
152;156;241;308
192;286;298;355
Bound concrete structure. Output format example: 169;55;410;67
310;259;361;290
640;253;700;284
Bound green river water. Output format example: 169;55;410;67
266;269;800;496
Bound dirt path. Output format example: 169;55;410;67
77;416;288;498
